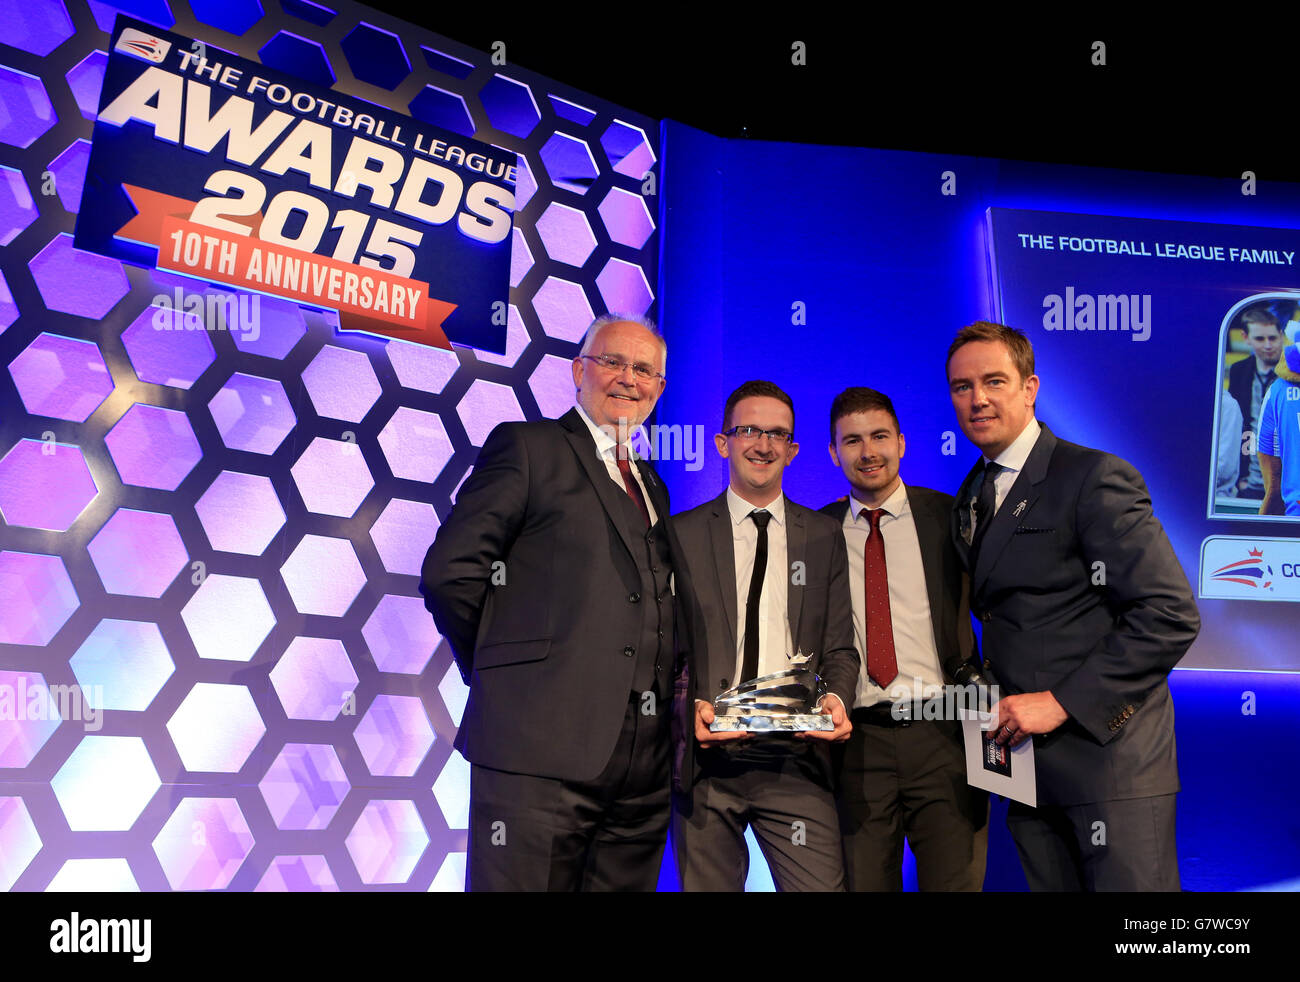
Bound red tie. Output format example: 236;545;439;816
864;508;898;690
616;452;651;527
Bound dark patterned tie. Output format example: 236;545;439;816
741;510;771;683
864;508;898;690
615;452;651;527
969;461;1004;570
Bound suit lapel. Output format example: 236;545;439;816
786;497;806;650
911;490;952;658
707;493;739;664
973;424;1057;593
559;408;637;561
951;458;983;568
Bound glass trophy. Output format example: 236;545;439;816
708;665;834;732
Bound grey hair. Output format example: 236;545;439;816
577;313;666;364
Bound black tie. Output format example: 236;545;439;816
969;461;1004;569
741;510;771;684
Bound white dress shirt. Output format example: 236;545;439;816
842;481;944;708
727;489;795;683
575;403;658;526
975;417;1042;523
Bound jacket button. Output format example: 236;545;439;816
623;645;635;657
720;678;729;690
628;592;640;603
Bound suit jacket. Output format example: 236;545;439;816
673;492;858;788
1228;354;1268;429
819;485;976;686
950;423;1201;806
420;407;696;782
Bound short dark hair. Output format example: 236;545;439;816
828;387;899;443
1242;307;1280;332
946;321;1035;383
723;380;795;433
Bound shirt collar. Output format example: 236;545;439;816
987;418;1041;474
726;487;786;527
849;480;909;522
575;403;628;459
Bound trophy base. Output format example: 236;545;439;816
709;713;834;733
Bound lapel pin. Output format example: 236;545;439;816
1013;500;1027;517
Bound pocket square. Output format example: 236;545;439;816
1013;526;1055;535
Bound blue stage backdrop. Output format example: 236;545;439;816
0;0;660;891
655;120;1300;891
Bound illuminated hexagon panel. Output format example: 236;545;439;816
537;201;597;267
69;619;174;713
270;636;357;721
0;66;55;149
50;735;160;832
228;293;306;359
282;535;366;617
509;227;533;288
0;552;78;646
540;132;599;194
209;372;295;454
46;858;139;892
533;276;594;343
259;30;335;87
354;694;435;777
429;852;465;892
301;344;382;422
438;661;469;729
122;304;216;388
386;339;459;394
87;508;188;598
167;682;266;773
597;258;654;315
345;799;428;885
457;379;524;447
65;49;107;121
341;22;410;90
0;671;61;768
0;269;17;334
432;749;469;830
255;855;337;891
602;119;657;179
181;574;275;662
408;85;473;136
9;332;113;422
291;437;374;517
362;594;440;675
0;797;40;892
479;74;539;138
0;165;37;246
29;233;129;319
2;0;75;57
48;138;90;213
153;798;254;891
105;403;201;491
377;407;454;484
0;439;97;531
195;470;285;555
598;186;655;249
259;743;350;830
369;498;439;576
529;354;577;419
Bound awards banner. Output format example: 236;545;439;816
986;207;1300;671
75;18;516;352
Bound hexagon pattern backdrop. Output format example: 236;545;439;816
0;0;660;890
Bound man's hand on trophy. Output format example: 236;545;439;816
694;699;750;746
795;693;852;742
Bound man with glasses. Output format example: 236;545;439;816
671;380;857;890
422;313;697;891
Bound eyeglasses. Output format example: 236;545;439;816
723;425;795;444
580;354;665;382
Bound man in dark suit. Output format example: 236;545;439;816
421;314;693;891
821;387;988;891
672;380;857;891
946;321;1200;891
1228;306;1283;498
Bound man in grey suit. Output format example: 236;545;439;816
422;314;696;891
821;387;988;891
672;380;857;891
946;321;1200;891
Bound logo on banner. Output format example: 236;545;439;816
115;28;170;64
1208;546;1273;591
1199;536;1300;602
76;18;515;353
